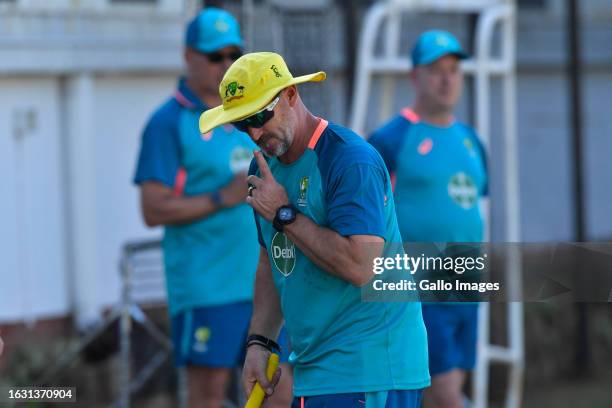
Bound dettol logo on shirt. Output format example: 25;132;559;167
230;146;253;173
271;232;296;277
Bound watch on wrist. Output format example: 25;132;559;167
210;190;223;208
273;204;298;232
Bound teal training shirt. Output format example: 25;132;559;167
249;119;430;396
369;108;487;243
134;79;259;316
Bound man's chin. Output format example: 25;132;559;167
260;146;282;158
439;97;458;110
259;143;288;158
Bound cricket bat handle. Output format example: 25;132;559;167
245;353;280;408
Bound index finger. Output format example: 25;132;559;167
254;150;273;179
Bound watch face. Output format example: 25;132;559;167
279;207;293;221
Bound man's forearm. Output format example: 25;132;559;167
283;214;382;286
143;193;219;226
249;248;284;339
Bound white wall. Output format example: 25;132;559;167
0;73;177;325
91;73;175;309
0;77;69;323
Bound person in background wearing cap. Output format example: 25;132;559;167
200;51;430;407
369;30;488;408
134;9;291;408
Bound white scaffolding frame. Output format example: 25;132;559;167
349;1;523;407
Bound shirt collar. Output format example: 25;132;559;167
175;77;209;111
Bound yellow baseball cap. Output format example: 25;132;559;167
199;52;326;134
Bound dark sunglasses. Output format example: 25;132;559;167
232;94;281;132
204;50;242;64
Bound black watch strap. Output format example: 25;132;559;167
210;190;223;208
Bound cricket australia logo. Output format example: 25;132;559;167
297;176;309;207
214;19;229;33
463;138;477;157
193;327;211;353
271;232;296;277
224;81;245;102
448;172;477;209
436;34;450;47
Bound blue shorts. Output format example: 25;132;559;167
421;303;478;376
291;390;423;408
171;301;290;367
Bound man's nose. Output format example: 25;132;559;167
249;127;264;142
442;72;454;84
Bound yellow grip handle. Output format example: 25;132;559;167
245;353;280;408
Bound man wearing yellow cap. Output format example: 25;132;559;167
200;52;430;407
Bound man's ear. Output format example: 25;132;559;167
284;85;299;107
184;48;194;65
409;68;418;85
